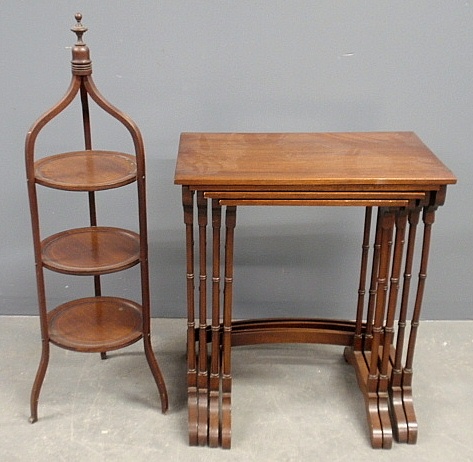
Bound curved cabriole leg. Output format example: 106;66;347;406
29;341;50;423
143;334;169;414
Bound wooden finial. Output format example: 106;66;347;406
71;12;87;44
70;12;92;75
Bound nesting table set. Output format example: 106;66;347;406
174;131;456;449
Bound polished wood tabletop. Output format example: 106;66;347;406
175;132;456;189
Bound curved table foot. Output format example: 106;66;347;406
197;382;209;445
378;392;393;449
344;347;393;449
29;345;50;423
187;383;199;445
143;335;169;414
389;385;409;443
208;385;220;447
388;368;418;444
402;385;418;444
221;383;232;449
366;393;384;449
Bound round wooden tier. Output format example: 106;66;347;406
41;226;140;275
48;296;143;352
34;150;137;191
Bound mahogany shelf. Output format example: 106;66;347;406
34;150;137;191
48;296;143;352
41;226;140;275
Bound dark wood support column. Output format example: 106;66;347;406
221;206;237;449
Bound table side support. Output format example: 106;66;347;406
346;203;439;448
346;207;406;449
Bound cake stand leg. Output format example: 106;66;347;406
29;340;50;423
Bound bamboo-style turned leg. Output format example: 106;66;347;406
182;187;198;445
381;209;407;379
374;208;407;449
181;193;443;449
209;199;222;448
390;206;421;443
346;207;396;449
401;206;437;444
221;206;237;449
354;207;373;351
363;208;383;352
197;191;209;446
369;208;395;449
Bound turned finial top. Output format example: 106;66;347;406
71;13;87;44
70;12;92;75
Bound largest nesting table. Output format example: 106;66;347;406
173;132;456;449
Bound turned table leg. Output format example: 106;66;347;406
389;206;421;442
182;187;199;445
221;206;237;449
196;191;210;445
209;199;222;447
401;205;437;444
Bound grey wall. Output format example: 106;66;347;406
1;2;471;320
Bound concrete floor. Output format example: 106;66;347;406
0;317;472;461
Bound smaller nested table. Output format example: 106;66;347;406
174;132;456;449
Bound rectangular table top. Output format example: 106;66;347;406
174;132;456;190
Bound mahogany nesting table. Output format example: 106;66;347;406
173;132;456;449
